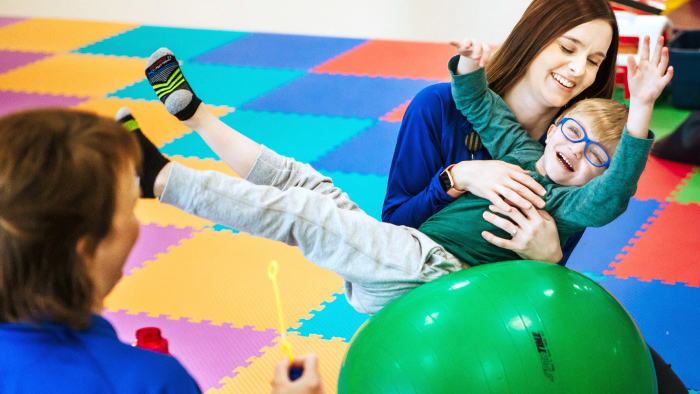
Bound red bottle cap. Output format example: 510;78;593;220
134;327;170;355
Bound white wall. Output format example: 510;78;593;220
0;0;531;44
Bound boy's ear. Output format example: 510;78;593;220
545;124;557;143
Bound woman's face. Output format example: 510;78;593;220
522;19;613;109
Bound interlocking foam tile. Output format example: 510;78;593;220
192;32;365;70
634;156;696;201
291;292;368;342
0;50;50;74
122;223;197;276
672;167;700;205
135;198;216;229
0;18;136;53
606;201;700;287
311;121;400;176
648;95;692;139
0;90;87;116
312;39;454;81
566;198;665;276
104;229;343;329
73;97;231;146
171;156;241;179
212;333;349;394
219;109;374;163
0;53;144;98
110;62;304;108
0;17;25;29
593;276;699;390
380;100;410;123
322;171;388;220
76;25;247;60
242;73;435;119
161;131;220;160
102;310;278;391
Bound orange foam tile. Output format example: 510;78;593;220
171;157;240;179
73;97;232;146
312;40;454;81
104;229;343;328
380;100;410;123
212;333;348;394
135;198;216;229
0;18;136;53
0;53;144;98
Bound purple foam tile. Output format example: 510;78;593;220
103;310;278;391
122;223;197;276
0;50;51;74
0;17;25;29
0;90;87;116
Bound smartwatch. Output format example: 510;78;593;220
439;164;465;198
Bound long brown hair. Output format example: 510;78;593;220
486;0;619;109
0;108;140;329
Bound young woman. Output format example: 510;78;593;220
383;0;620;265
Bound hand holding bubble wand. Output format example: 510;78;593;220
268;260;303;381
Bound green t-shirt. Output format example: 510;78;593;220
418;56;654;266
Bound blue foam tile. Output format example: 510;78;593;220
219;109;374;163
565;198;664;275
110;63;304;107
291;292;368;342
593;276;699;390
161;131;219;160
311;121;400;176
321;171;388;220
241;73;435;118
75;25;247;60
191;32;366;70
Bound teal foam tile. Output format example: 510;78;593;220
291;292;368;341
160;131;218;160
220;110;375;163
75;25;247;61
110;63;303;107
322;171;388;220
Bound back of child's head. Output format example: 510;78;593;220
0;108;140;330
555;98;629;150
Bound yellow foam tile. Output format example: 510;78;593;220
135;198;216;229
0;53;144;98
0;18;137;53
210;333;348;394
73;97;233;146
104;229;343;328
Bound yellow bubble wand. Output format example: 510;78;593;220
268;260;294;363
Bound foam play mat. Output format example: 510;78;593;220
0;16;697;393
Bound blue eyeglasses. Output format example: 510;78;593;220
558;117;610;168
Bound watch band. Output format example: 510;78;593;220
439;164;465;198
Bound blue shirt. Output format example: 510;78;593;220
382;83;582;265
0;315;201;394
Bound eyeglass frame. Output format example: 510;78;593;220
557;117;610;168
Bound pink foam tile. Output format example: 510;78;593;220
0;50;51;74
103;310;279;391
122;223;198;276
0;90;87;116
0;17;25;29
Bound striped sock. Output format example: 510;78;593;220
145;48;202;121
116;107;170;198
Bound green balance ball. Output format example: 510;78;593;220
338;261;656;394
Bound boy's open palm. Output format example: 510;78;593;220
627;35;674;105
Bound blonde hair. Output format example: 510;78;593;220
556;98;629;148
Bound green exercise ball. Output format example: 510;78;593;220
338;261;656;394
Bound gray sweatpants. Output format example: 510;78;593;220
160;146;466;314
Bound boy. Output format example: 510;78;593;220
138;36;670;314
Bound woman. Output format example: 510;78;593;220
383;0;619;265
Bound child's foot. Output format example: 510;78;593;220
145;48;202;121
116;107;170;198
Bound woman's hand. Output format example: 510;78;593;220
271;354;326;394
482;204;563;264
450;160;546;213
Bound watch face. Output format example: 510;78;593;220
439;170;452;192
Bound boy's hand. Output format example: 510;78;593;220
449;38;492;75
627;35;674;106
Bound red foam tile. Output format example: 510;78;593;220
634;156;695;201
380;100;410;123
311;39;454;81
606;201;700;286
